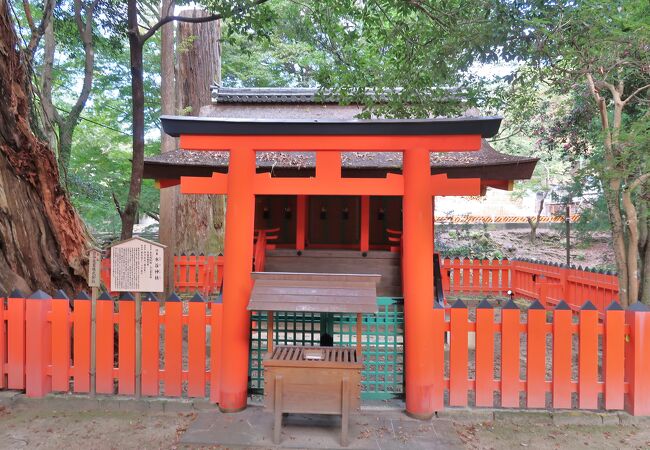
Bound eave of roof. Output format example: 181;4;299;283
160;115;503;139
143;140;538;182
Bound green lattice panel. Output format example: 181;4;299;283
248;297;404;400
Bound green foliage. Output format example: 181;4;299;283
18;0;647;245
220;0;531;117
65;29;163;234
68;119;160;234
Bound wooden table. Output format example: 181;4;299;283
247;272;380;446
264;345;362;446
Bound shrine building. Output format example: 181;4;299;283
143;87;538;419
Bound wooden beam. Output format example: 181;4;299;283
252;172;404;196
179;171;484;197
316;151;341;179
179;134;482;152
156;179;181;189
181;172;228;194
431;175;481;196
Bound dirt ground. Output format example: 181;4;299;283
441;227;615;270
0;403;195;450
2;401;650;450
488;229;615;269
455;420;650;450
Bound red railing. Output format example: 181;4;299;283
3;291;650;415
440;257;619;313
253;228;279;273
0;290;223;401
437;298;633;411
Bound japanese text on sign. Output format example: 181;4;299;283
88;249;102;288
110;238;165;292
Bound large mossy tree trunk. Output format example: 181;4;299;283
0;0;87;294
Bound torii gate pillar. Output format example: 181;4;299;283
219;148;256;412
402;148;437;419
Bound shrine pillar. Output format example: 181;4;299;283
296;195;307;251
219;148;256;412
402;147;436;419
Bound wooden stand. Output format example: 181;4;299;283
249;272;379;447
264;345;362;446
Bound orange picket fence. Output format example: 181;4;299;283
2;290;650;415
437;299;640;412
440;257;619;313
0;290;223;402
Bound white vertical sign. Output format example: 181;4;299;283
88;248;102;288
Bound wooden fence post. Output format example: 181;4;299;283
188;293;207;397
578;301;598;410
475;299;494;407
73;291;92;393
501;299;520;407
118;292;136;395
51;290;71;392
25;290;52;397
552;300;572;409
0;290;5;389
449;299;468;406
526;300;547;408
210;296;223;404
536;279;548;309
95;291;115;394
603;301;625;410
141;292;160;397
430;301;445;412
7;289;26;390
165;293;183;397
625;302;650;416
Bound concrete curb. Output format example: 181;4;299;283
3;393;650;426
9;393;201;413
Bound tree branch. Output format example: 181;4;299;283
112;192;124;219
144;210;160;222
141;0;269;42
67;0;97;123
21;0;36;32
26;0;55;57
623;84;650;106
628;173;650;193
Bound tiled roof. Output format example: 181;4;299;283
143;140;538;180
146;88;538;182
212;87;340;104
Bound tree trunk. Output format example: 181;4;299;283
0;1;87;294
122;0;145;239
159;0;177;294
175;10;225;256
157;7;225;280
639;199;650;304
528;221;537;244
526;192;546;245
58;125;74;181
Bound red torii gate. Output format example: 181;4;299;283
161;115;501;419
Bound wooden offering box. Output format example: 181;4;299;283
248;272;380;447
